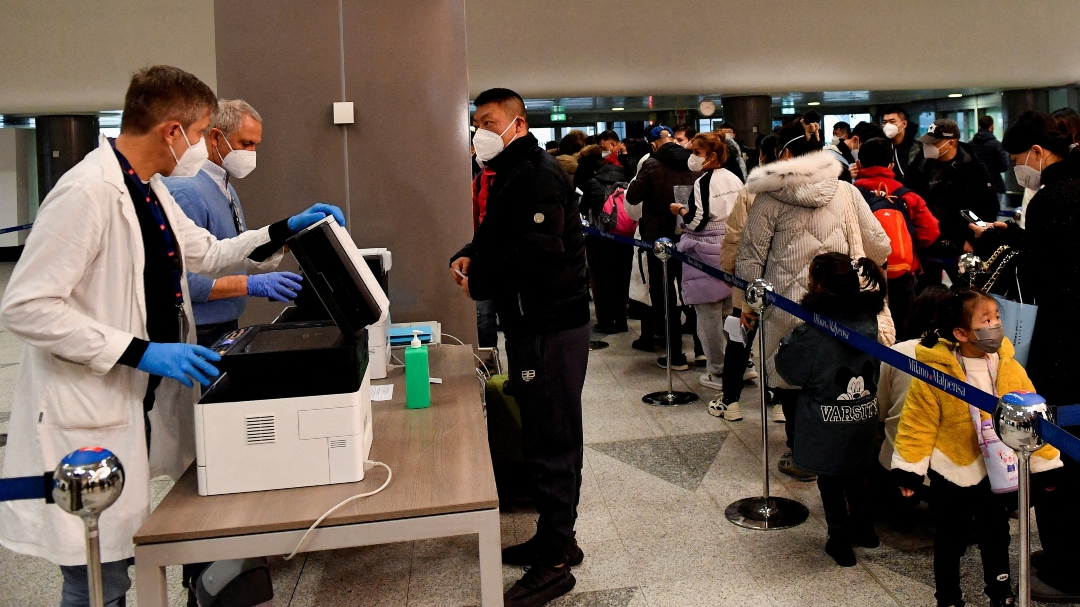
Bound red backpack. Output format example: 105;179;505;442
599;183;637;237
857;184;916;279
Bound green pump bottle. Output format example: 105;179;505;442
404;330;430;409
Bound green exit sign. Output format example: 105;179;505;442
550;113;567;121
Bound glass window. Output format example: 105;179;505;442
532;127;555;147
917;112;935;137
613;122;626;139
823;114;871;140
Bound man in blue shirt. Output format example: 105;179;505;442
164;99;302;347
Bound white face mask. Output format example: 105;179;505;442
473;117;521;162
883;123;900;140
601;150;611;158
923;142;942;160
724;133;735;142
1014;149;1043;190
850;148;859;162
219;135;257;179
687;154;706;172
830;136;841;146
170;124;209;177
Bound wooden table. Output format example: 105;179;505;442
133;345;502;606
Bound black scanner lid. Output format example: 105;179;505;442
286;218;384;340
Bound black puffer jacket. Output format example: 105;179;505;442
906;142;1000;248
969;130;1010;193
1020;158;1080;407
581;161;625;223
451;134;589;337
775;315;881;476
625;143;701;241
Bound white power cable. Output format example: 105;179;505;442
442;332;492;378
283;460;392;560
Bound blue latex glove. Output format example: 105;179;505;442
288;203;346;233
137;343;222;388
248;271;303;302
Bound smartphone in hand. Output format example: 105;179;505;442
960;209;987;228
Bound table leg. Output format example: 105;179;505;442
477;508;504;607
134;556;168;607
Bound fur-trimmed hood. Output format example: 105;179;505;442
745;149;842;208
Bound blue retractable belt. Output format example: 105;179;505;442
581;224;1080;461
0;473;53;503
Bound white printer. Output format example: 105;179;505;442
357;248;391;380
195;217;389;496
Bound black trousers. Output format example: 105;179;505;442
772;388;800;449
1033;458;1080;593
887;273;916;341
816;472;871;529
505;323;590;565
586;236;633;329
641;251;682;353
929;471;1013;605
721;309;756;404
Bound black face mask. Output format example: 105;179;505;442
617;153;629;167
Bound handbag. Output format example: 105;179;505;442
977;245;1037;367
840;184;896;346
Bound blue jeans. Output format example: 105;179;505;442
476;299;498;348
60;559;131;607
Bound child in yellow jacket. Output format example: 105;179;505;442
893;289;1061;607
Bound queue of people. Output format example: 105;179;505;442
459;100;1080;606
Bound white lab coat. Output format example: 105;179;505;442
0;135;282;566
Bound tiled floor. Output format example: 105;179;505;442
0;260;1073;606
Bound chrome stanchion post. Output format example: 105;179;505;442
995;391;1053;607
52;448;125;607
643;238;698;406
725;279;809;530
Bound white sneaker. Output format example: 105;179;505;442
708;399;743;420
771;404;786;423
743;362;759;382
723;401;743;421
699;373;722;390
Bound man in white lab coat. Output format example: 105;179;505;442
0;65;344;606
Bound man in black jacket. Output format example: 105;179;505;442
906;119;1001;289
625;126;701;367
969;114;1011;206
882;106;918;184
450;88;589;607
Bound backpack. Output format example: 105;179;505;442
857;184;916;280
598;182;637;237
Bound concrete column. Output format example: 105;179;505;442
34;115;99;202
1001;89;1049;130
215;0;476;343
721;95;772;147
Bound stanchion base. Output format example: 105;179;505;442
589;340;610;351
725;496;809;530
642;391;699;406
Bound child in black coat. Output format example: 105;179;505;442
775;252;887;567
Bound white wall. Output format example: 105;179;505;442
0;0;217;114
464;0;1080;98
0;130;19;246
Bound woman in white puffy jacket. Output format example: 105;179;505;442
734;120;891;480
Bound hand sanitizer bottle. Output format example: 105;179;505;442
404;330;430;409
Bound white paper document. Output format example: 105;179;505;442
724;315;746;345
371;384;394;401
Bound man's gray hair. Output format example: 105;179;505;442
209;99;262;137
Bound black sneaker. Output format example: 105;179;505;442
504;561;576;607
851;523;880;548
825;527;856;567
631;337;656;352
502;536;584;567
656;355;689;371
986;592;1015;607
